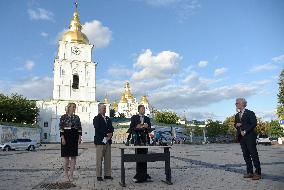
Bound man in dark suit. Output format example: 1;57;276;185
93;104;114;181
234;98;261;180
128;105;151;183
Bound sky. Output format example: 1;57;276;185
0;0;283;121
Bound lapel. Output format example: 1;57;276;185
241;109;247;122
99;114;107;127
236;113;241;123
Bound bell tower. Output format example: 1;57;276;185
53;3;96;102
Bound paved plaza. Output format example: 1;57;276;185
0;143;283;190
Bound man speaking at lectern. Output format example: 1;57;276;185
128;105;152;183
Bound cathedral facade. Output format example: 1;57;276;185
111;82;151;118
36;5;109;143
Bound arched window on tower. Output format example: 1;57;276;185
72;74;79;89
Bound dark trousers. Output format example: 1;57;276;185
134;148;148;181
240;134;261;174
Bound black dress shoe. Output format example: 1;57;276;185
97;177;103;181
104;176;113;180
133;178;144;183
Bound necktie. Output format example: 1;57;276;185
239;112;242;120
140;116;144;124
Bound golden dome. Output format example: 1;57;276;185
112;100;118;108
119;94;127;103
61;6;89;44
124;81;134;100
125;91;134;100
140;95;149;104
125;81;130;88
104;94;109;104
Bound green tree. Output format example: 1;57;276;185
277;69;284;119
0;93;38;124
110;109;116;118
223;115;237;136
268;120;284;138
205;120;229;137
118;113;126;118
183;125;204;136
256;118;270;135
154;110;179;124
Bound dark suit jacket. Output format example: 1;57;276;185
234;109;257;142
128;114;151;134
128;114;151;145
93;114;114;145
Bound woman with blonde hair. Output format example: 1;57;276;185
59;103;82;182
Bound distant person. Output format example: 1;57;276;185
59;103;82;182
128;105;151;183
93;104;114;181
234;98;261;180
155;131;161;145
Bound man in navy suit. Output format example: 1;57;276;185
93;104;114;181
128;105;151;183
234;98;261;180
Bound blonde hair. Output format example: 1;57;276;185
66;103;76;114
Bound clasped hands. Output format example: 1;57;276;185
61;135;82;145
236;123;246;136
106;133;112;140
136;123;149;129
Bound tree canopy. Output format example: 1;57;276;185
154;110;179;124
277;69;284;119
0;93;39;125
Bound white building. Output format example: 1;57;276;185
111;82;151;118
36;5;109;143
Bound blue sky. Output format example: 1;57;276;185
0;0;283;121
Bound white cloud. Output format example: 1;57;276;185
182;71;219;89
255;110;278;121
176;0;201;22
214;67;227;76
150;83;259;109
96;79;125;102
187;111;216;120
40;32;49;37
24;60;35;70
141;0;201;22
107;67;133;77
57;20;112;48
1;76;53;100
198;60;208;67
272;54;284;63
144;0;181;6
27;8;54;21
131;49;182;81
82;20;112;48
249;63;277;73
56;29;68;43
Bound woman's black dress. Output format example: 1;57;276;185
59;114;82;157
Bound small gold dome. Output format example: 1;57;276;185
124;81;134;100
112;100;118;108
140;95;149;104
125;91;134;100
61;8;89;44
104;94;109;104
119;94;127;103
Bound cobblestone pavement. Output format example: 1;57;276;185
0;143;283;190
